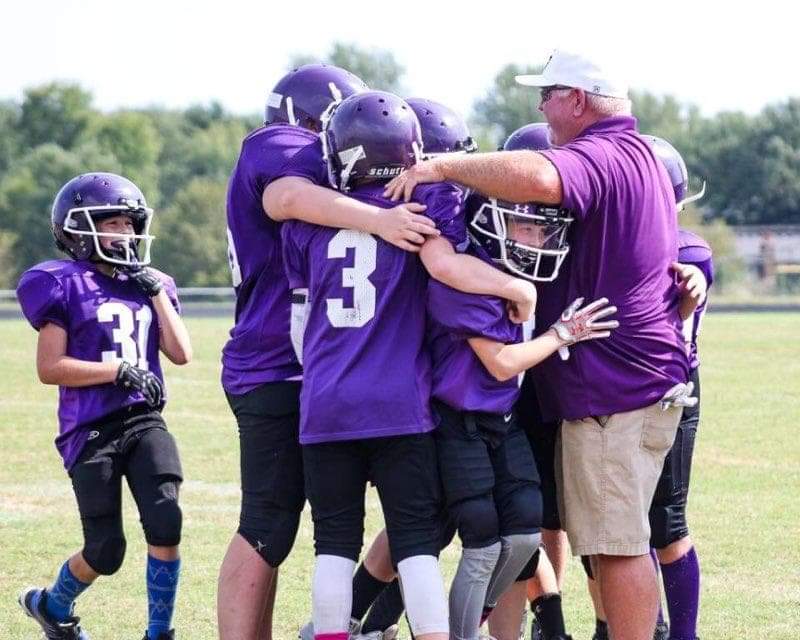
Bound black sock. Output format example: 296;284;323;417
361;578;405;634
532;593;567;639
351;563;392;621
594;618;609;640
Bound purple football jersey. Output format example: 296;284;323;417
427;247;522;414
678;228;713;370
282;182;465;444
17;259;180;470
534;116;690;421
221;125;327;395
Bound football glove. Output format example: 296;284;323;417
115;360;164;408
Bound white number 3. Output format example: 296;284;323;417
326;230;377;328
97;302;153;370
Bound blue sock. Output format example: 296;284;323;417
146;555;181;638
42;561;90;621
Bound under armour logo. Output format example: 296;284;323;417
87;430;100;440
255;540;266;553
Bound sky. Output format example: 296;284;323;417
2;0;798;120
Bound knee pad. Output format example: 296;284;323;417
581;554;594;580
239;507;302;567
649;504;689;550
83;534;127;575
516;547;541;582
451;494;500;548
142;498;183;547
497;482;543;534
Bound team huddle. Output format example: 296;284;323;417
16;49;712;640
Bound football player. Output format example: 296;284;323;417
16;172;192;640
280;90;458;640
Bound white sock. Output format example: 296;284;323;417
397;555;449;636
312;555;356;634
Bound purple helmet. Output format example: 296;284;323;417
503;122;552;151
406;98;477;156
265;63;368;131
321;90;423;192
642;134;706;211
52;172;154;266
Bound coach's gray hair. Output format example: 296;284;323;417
586;92;632;116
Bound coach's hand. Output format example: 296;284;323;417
383;159;446;202
375;202;441;253
115;360;164;408
551;297;619;346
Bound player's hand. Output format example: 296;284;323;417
505;278;537;324
115;360;164;408
551;297;619;345
383;160;447;202
671;262;707;307
375;202;440;253
112;241;163;297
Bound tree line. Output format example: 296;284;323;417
1;43;796;289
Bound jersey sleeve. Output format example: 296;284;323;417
416;183;468;249
277;138;328;186
158;272;182;314
281;221;310;290
427;280;517;343
540;144;607;220
16;270;69;331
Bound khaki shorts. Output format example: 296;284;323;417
556;401;682;556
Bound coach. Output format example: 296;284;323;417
384;49;691;640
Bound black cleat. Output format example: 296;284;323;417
653;621;670;640
18;587;89;640
142;630;175;640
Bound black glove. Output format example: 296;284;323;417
124;263;163;297
115;360;164;408
110;240;163;297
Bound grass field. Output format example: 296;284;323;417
1;313;799;639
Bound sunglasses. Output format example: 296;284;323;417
539;85;572;103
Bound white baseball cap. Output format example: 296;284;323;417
515;49;629;99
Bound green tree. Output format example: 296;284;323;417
0;100;20;173
471;64;544;149
92;111;162;202
18;83;95;150
289;42;405;93
154;177;230;286
0;143;121;278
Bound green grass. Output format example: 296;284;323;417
1;314;799;639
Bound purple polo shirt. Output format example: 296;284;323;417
532;116;689;421
678;228;713;370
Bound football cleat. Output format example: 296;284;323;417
18;587;90;640
353;624;400;640
142;630;175;640
653;621;670;640
298;617;362;640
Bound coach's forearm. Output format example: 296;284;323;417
264;177;383;234
436;150;562;205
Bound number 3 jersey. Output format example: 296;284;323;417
16;259;180;470
281;182;466;444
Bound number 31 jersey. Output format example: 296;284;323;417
281;182;466;445
16;259;180;470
